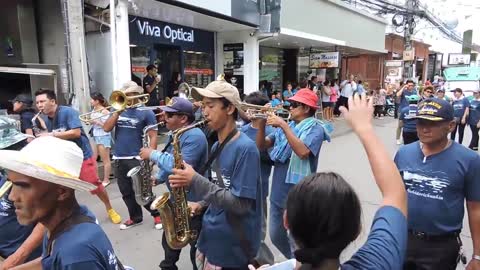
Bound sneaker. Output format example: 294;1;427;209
108;209;122;224
396;139;402;145
154;216;163;230
119;219;143;230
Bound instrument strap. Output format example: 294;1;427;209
46;208;126;270
198;128;238;175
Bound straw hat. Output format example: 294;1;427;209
0;136;95;191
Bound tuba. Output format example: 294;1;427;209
127;121;165;205
150;120;208;249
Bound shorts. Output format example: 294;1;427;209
79;156;104;195
322;102;332;108
94;134;112;148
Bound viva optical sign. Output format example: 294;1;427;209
135;19;194;43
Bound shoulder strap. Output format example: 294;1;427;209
161;136;173;153
198;129;238;175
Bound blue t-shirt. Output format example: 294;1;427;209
197;133;262;268
271;98;282;108
240;124;276;198
399;89;417;109
468;99;480;126
268;123;325;208
19;110;35;133
0;176;42;260
282;90;296;107
394;141;480;234
151;127;208;202
452;98;470;118
399;104;418;133
46;106;92;160
41;206;118;270
113;108;157;157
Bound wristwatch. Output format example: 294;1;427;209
473;254;480;261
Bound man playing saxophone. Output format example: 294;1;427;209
104;81;163;230
139;97;208;270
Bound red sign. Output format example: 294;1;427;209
132;66;146;73
184;68;213;75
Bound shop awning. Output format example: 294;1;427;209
0;66;56;76
260;28;346;49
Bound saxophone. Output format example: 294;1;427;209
150;120;207;249
127;122;165;205
31;111;45;136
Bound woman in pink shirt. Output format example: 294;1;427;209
328;80;338;121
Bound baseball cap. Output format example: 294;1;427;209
0;116;29;149
9;94;33;106
288;89;319;109
191;75;242;108
159;97;193;115
414;98;454;121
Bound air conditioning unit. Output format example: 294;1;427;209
259;14;271;33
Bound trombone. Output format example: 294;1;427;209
79;90;150;123
239;102;291;121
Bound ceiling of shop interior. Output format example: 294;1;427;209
260;35;382;55
128;0;254;32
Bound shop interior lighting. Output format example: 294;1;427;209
0;66;56;76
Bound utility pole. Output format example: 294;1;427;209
403;0;418;80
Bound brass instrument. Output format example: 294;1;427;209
127;121;165;205
239;102;291;121
79;90;150;123
0;180;12;199
177;82;194;102
31;111;46;136
150;120;208;249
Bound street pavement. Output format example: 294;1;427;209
78;117;477;270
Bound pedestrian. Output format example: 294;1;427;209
249;93;407;270
468;90;480;151
422;86;434;100
399;95;420;144
451;88;469;144
1;136;123;270
9;93;36;142
143;64;161;107
396;80;417;145
394;97;480;270
89;92;113;187
256;89;329;259
372;86;386;119
336;75;357;112
321;80;332;121
34;89;121;224
282;82;296;109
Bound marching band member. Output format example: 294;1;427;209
139;97;208;270
241;92;276;266
34;89;121;224
0;116;43;270
103;82;163;230
169;78;262;269
256;89;329;259
1;137;123;270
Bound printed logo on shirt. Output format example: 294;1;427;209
117;116;140;129
107;250;118;268
402;170;449;200
211;169;231;189
0;197;12;216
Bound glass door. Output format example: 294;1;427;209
154;45;181;101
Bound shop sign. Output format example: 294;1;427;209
136;19;194;43
309;52;340;68
403;49;415;61
384;60;404;86
223;43;244;76
448;53;471;66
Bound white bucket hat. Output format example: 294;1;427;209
0;136;95;191
121;81;143;94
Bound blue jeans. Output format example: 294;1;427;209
269;202;294;259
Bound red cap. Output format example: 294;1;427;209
288;89;319;109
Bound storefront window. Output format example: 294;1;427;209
184;51;213;88
259;46;283;94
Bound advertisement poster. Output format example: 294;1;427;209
224;43;244;96
309;52;340;68
384;60;404;86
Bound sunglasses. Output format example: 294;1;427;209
165;112;187;118
289;101;303;108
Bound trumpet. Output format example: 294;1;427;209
79;90;149;123
239;102;291;121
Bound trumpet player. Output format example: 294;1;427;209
256;89;329;259
168;78;262;269
34;89;121;224
103;82;163;230
139;97;208;270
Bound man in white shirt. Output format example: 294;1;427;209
338;74;357;109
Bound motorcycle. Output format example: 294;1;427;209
384;96;395;117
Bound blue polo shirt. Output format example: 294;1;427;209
197;133;262;268
46;106;92;160
468;99;480;126
41;206;118;270
399;104;418;133
0;176;42;261
151;127;208;202
452;98;470;119
113;108;157;157
394;141;480;234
